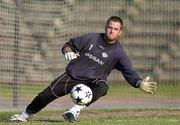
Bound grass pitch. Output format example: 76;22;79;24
0;83;180;124
0;109;180;125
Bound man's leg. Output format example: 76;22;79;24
10;111;30;122
88;80;109;104
10;73;71;122
26;86;57;114
25;73;79;121
10;86;57;122
63;79;109;122
63;104;85;122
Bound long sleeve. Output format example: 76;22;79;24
115;46;141;88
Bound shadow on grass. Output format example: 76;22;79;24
32;119;65;123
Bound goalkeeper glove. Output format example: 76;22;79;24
64;52;78;61
139;76;157;94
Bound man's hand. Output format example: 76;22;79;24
64;52;78;61
139;76;157;94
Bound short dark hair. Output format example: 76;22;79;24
106;16;123;26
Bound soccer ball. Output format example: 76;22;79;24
70;84;93;105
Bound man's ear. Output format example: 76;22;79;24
119;30;122;36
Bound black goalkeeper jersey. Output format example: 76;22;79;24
62;33;141;88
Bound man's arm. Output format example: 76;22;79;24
61;34;92;60
115;46;157;94
62;46;73;54
62;46;78;61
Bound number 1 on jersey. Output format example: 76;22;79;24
89;44;93;51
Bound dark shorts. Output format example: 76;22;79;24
50;73;109;103
26;73;108;114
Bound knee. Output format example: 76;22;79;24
38;87;57;101
97;81;109;96
92;81;109;99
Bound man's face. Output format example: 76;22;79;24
105;21;122;44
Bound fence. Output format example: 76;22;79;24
0;0;180;110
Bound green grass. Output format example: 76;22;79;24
0;83;180;125
1;82;180;99
0;109;180;125
107;83;180;98
0;83;45;99
1;83;180;125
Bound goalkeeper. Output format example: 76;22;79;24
10;16;157;122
